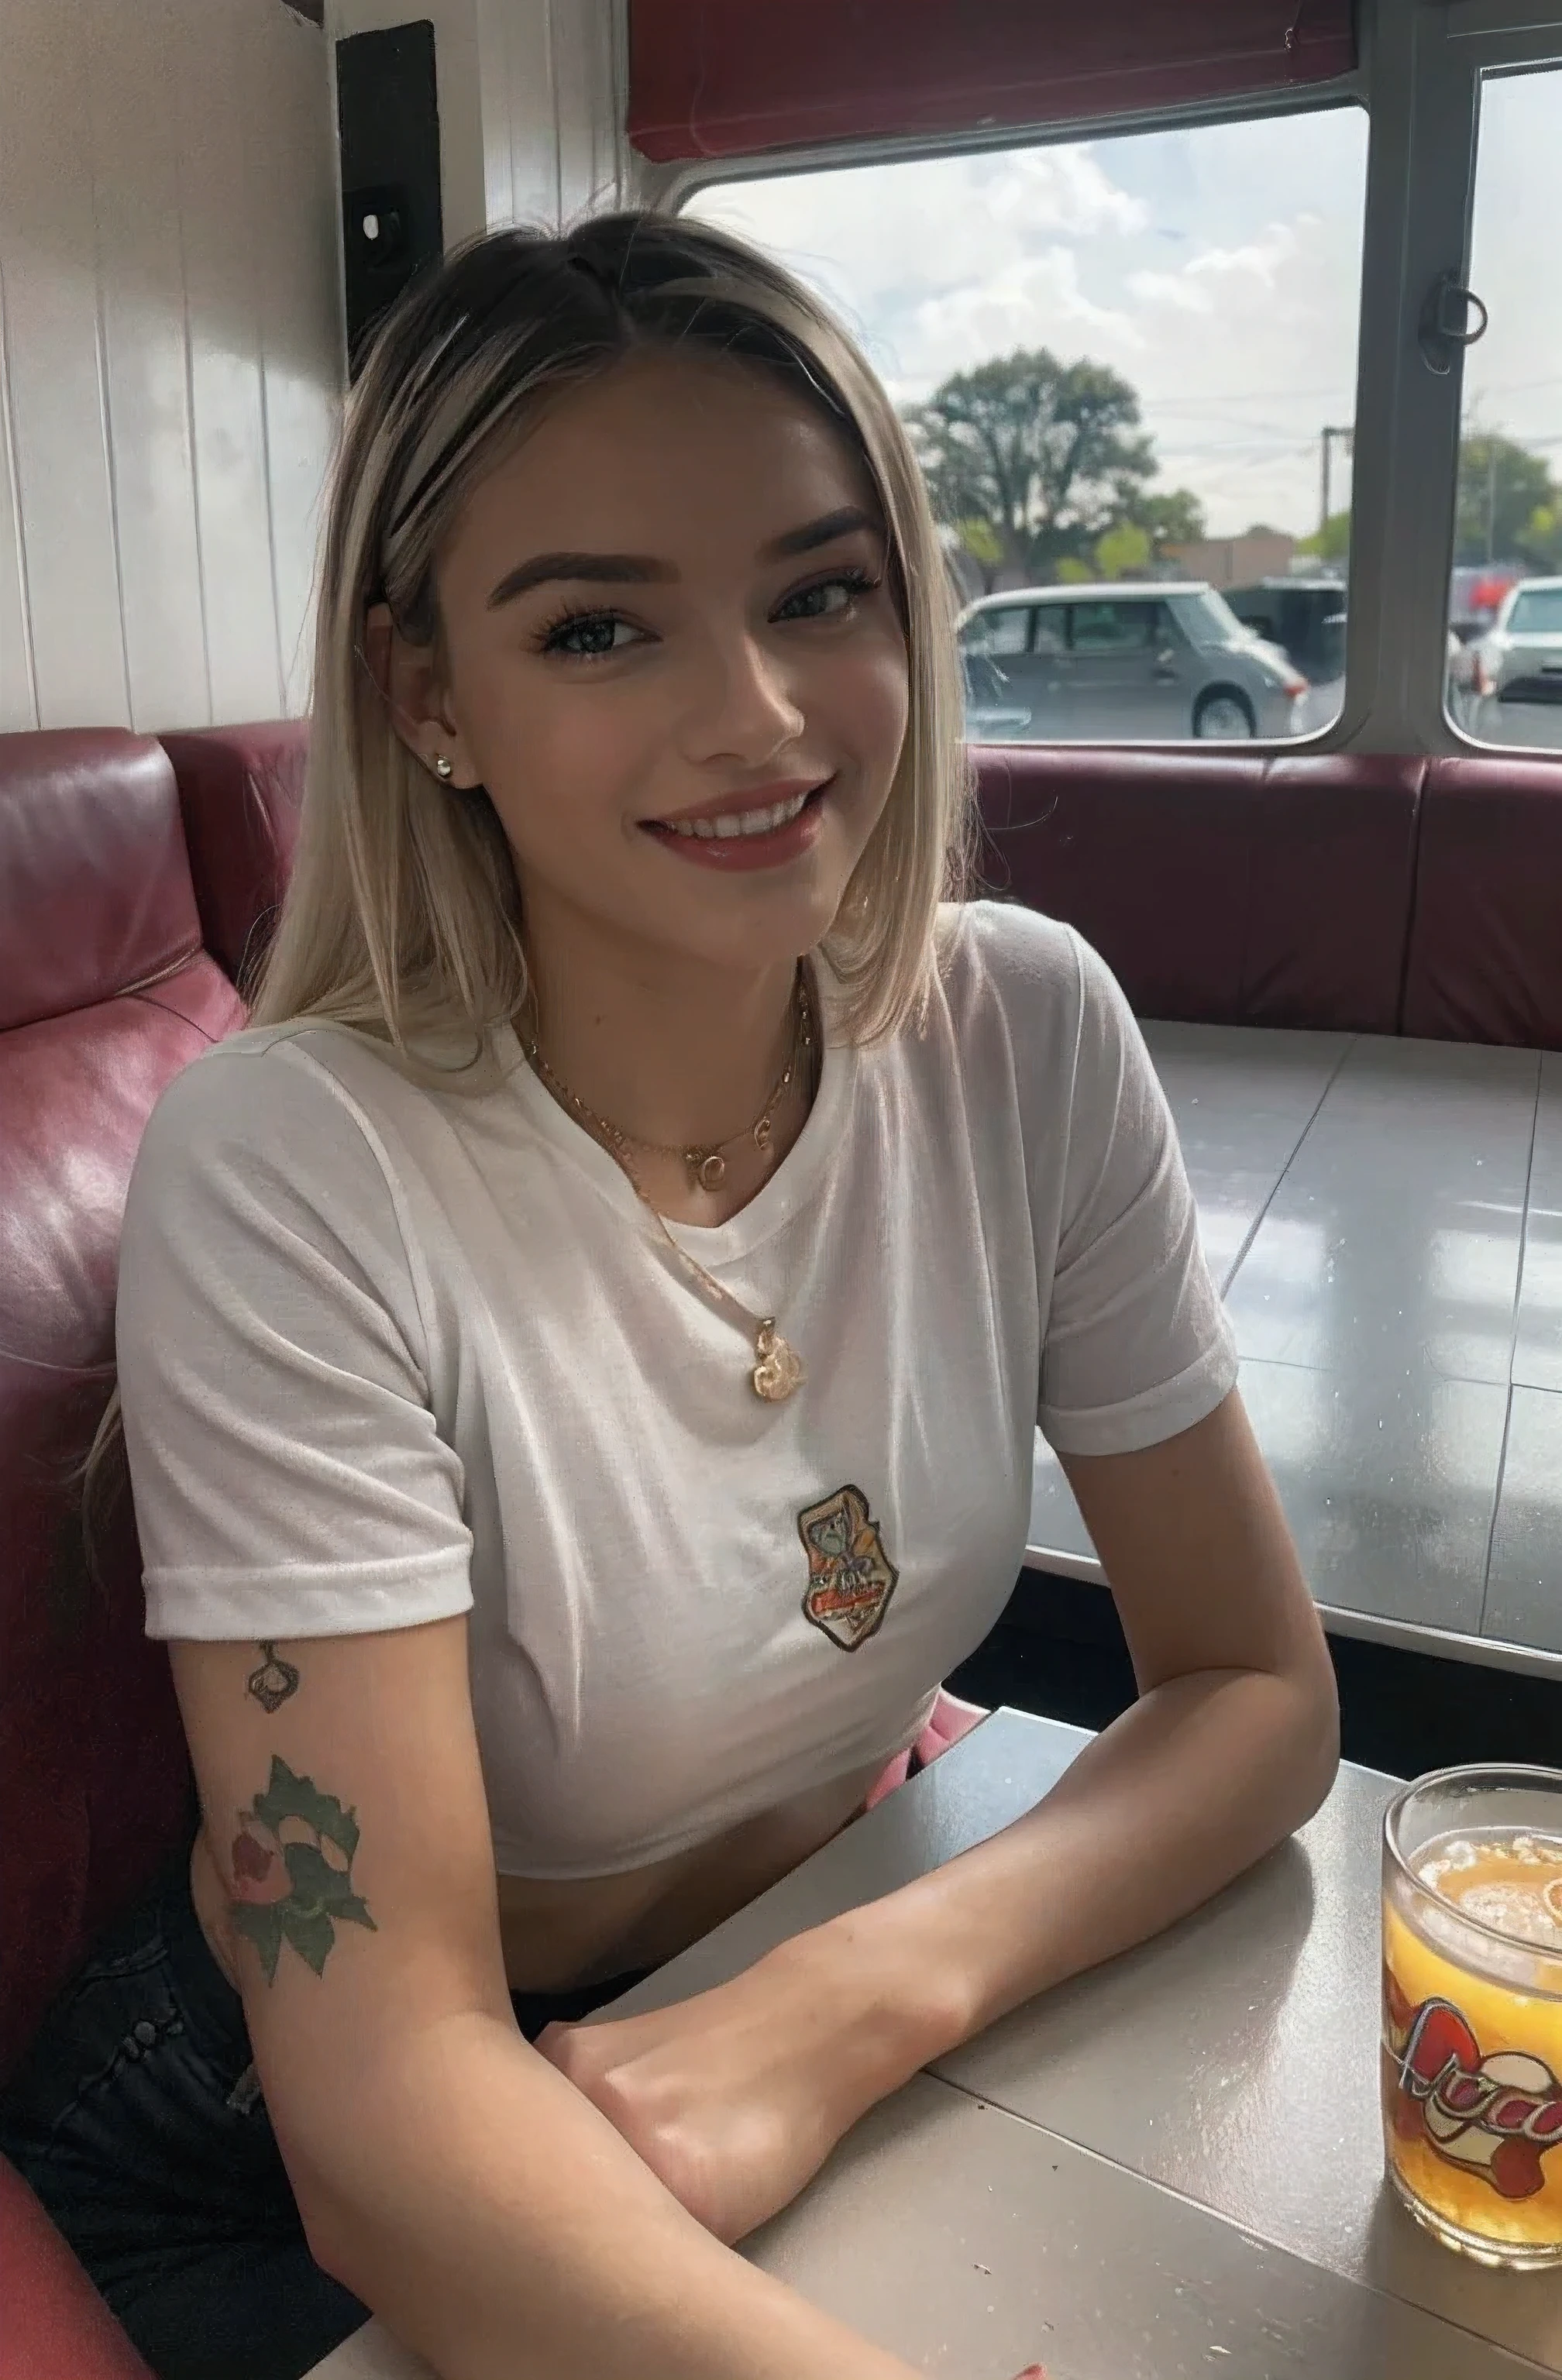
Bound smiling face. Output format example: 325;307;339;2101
391;345;910;989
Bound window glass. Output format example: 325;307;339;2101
1507;586;1562;638
1178;586;1254;650
1449;67;1562;751
962;605;1030;657
688;105;1367;745
1070;600;1160;652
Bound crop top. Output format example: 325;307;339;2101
116;899;1239;1880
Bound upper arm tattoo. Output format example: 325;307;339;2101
228;1755;378;1984
247;1642;301;1712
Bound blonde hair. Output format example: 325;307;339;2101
80;209;974;1577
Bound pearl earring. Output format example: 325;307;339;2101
432;753;454;780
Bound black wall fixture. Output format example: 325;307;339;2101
337;19;442;375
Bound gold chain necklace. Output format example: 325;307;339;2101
527;973;809;1197
519;971;814;1403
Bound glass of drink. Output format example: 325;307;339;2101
1382;1765;1562;2268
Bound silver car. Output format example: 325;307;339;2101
957;581;1309;743
1467;576;1562;751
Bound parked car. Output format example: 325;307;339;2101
956;582;1308;743
960;650;1032;741
1467;576;1562;749
1223;578;1347;686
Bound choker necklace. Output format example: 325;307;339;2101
528;976;810;1196
519;968;814;1404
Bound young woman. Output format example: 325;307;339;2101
0;212;1338;2380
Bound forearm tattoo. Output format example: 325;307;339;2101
247;1641;300;1711
227;1754;377;1983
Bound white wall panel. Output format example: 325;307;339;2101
490;0;562;229
0;263;39;731
84;0;208;730
249;0;341;714
553;0;624;222
0;0;130;727
0;0;342;733
170;0;285;724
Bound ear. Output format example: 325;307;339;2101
362;601;482;789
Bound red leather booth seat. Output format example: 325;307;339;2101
0;2155;156;2380
1403;755;1562;1047
974;744;1562;1049
973;745;1429;1034
160;718;308;992
0;731;246;2380
153;728;1562;1051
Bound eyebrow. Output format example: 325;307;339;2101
484;504;882;610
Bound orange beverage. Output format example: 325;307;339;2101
1383;1766;1562;2269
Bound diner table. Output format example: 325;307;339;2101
1024;1027;1562;1679
303;1707;1562;2380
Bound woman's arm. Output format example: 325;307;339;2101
795;1385;1340;2058
541;1387;1338;2237
171;1622;935;2380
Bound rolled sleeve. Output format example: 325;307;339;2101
118;1040;474;1640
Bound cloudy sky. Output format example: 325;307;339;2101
687;70;1562;542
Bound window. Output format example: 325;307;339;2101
962;605;1030;657
1506;586;1562;638
1448;64;1562;752
687;103;1367;745
1068;599;1162;652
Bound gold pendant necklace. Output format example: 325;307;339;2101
528;981;811;1197
520;969;814;1403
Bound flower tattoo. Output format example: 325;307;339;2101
227;1754;377;1983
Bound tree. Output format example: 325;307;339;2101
1298;509;1350;562
1096;522;1151;580
1518;502;1562;572
1454;434;1560;567
906;349;1157;582
1137;488;1207;555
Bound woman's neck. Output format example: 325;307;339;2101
518;920;815;1186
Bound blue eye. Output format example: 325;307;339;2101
540;610;638;658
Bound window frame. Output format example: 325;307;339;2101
644;0;1562;758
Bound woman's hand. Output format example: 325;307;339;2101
533;1932;949;2246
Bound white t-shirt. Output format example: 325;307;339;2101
117;900;1238;1880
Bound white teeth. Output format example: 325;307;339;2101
663;789;814;840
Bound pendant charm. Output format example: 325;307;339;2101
752;1320;803;1402
753;1116;773;1152
693;1151;727;1192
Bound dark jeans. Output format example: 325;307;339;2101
0;1825;654;2380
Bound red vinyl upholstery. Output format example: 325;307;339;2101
972;744;1428;1035
0;731;248;2378
160;719;308;992
1402;755;1562;1048
0;2155;156;2380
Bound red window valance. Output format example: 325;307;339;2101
628;2;1357;165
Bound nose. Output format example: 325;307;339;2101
678;622;807;770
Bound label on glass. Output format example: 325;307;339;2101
1385;1966;1562;2199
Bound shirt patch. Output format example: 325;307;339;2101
797;1484;900;1652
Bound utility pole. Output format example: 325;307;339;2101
1319;424;1353;542
1487;440;1498;562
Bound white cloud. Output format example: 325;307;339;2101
688;91;1562;535
890;246;1140;396
687;118;1371;536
